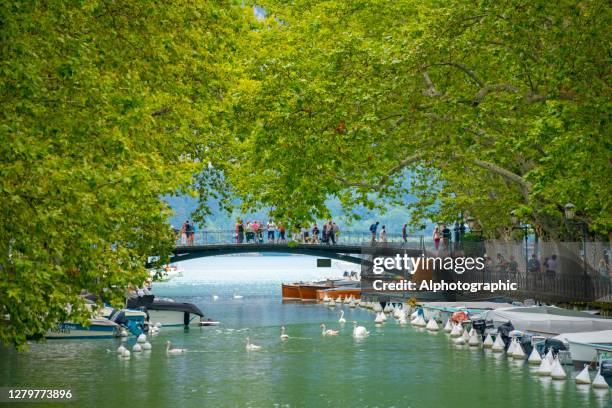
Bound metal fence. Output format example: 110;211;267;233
175;229;425;247
456;270;612;303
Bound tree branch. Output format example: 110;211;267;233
335;153;424;191
423;62;484;88
471;158;531;198
472;84;519;105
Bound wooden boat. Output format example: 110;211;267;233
298;284;330;301
283;279;361;301
281;283;302;300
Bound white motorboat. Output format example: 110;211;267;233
483;306;612;336
46;318;119;339
554;330;612;364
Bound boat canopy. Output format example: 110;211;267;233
127;295;204;317
483;306;612;335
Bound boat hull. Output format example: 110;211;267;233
298;285;329;301
46;320;117;339
282;284;301;300
147;310;201;327
567;340;612;365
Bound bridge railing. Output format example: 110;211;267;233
175;229;426;247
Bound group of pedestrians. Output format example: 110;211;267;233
232;219;342;245
234;220;286;244
432;222;466;251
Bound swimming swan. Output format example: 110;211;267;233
339;310;346;324
246;337;262;351
280;326;289;341
352;322;369;337
166;341;186;355
320;324;339;336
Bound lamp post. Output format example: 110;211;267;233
564;203;588;276
510;210;530;274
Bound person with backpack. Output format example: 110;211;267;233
402;223;408;243
370;221;379;242
186;221;195;245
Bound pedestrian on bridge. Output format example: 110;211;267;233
278;223;286;243
332;222;340;244
312;225;320;243
235;219;244;244
370;221;379;242
186;221;195;246
267;220;276;242
180;220;188;245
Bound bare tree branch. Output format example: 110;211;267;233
422;72;442;97
472;84;519;104
335;153;424;191
423;62;484;87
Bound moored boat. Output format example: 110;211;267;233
298;284;330;301
46;318;119;339
126;294;204;327
554;330;612;365
483;306;612;336
281;283;302;300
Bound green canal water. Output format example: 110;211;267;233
1;256;610;408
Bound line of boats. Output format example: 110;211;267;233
44;288;212;340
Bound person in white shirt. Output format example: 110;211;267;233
267;220;276;242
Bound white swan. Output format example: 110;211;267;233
116;345;127;354
339;310;346;324
320;324;339;336
280;326;289;341
352;321;369;337
137;334;146;344
133;343;142;352
166;341;186;355
121;349;131;358
246;337;262;351
233;293;243;299
142;341;152;351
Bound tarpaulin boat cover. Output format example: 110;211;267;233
554;330;612;344
483;306;612;335
127;295;204;317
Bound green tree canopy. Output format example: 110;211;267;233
1;0;250;348
217;0;610;239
